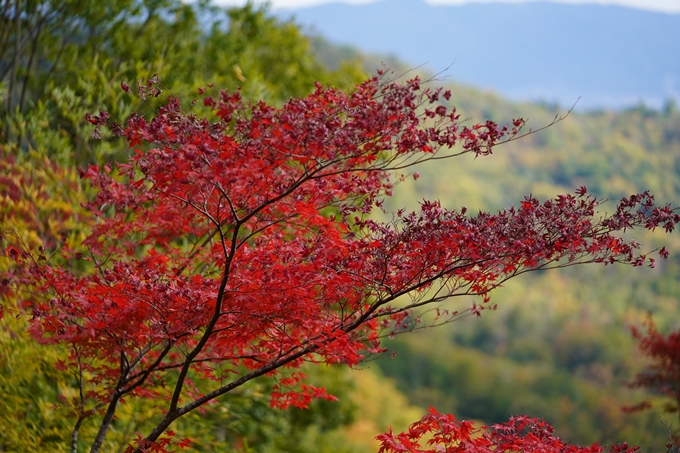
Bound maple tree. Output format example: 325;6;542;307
4;72;680;452
624;315;680;441
377;407;641;453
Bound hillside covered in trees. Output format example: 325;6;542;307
1;1;679;451
370;63;680;450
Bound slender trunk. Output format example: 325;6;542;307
89;394;121;453
18;19;41;115
71;416;85;453
14;15;42;149
5;0;21;139
38;35;66;100
133;345;320;452
0;2;13;73
134;7;156;39
165;229;239;416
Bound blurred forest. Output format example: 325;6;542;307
372;69;680;450
1;0;679;451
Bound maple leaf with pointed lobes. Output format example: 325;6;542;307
8;72;679;453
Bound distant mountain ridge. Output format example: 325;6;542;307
282;0;680;110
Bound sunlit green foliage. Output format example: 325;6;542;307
1;0;364;165
0;313;75;452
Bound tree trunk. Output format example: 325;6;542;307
89;395;121;453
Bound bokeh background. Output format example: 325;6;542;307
1;0;679;451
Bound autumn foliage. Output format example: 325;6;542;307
4;72;679;452
377;407;640;453
625;316;680;434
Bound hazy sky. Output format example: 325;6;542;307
213;0;680;14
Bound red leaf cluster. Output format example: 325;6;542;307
624;316;680;426
376;407;639;453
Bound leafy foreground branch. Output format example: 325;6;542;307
4;72;679;452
